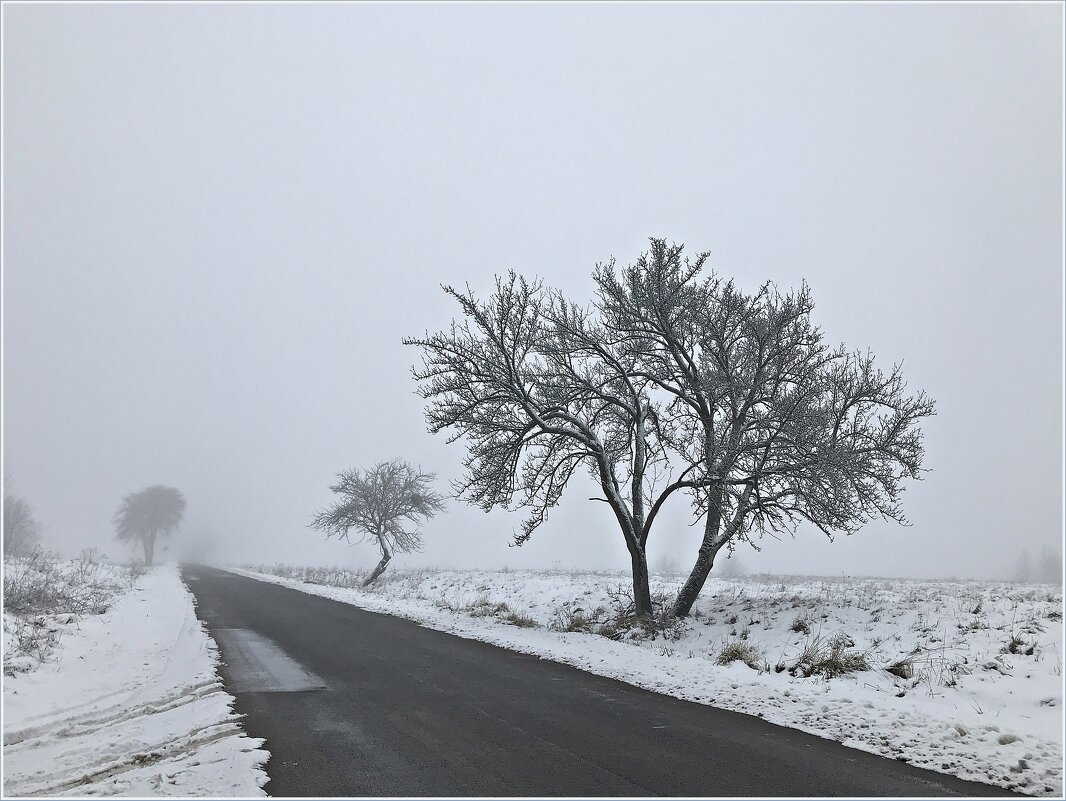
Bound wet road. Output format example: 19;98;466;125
183;565;1016;797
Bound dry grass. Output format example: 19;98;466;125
3;552;137;676
550;600;602;633
549;587;682;643
717;641;763;669
789;633;869;678
4;551;131;616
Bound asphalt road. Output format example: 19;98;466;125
182;565;1015;797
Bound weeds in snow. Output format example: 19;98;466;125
547;586;682;642
463;596;538;628
4;551;131;616
3;552;137;675
789;633;869;678
717;641;763;669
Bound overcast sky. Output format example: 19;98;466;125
3;3;1062;580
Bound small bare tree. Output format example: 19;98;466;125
3;493;42;558
596;240;936;617
310;460;446;585
113;485;185;567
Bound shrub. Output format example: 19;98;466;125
548;587;682;641
595;587;682;642
550;601;600;633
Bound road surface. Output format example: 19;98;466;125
182;565;1015;797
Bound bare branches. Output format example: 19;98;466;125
591;240;937;616
404;274;664;550
593;241;935;556
310;459;446;556
406;238;935;618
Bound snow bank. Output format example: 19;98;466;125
233;566;1064;797
2;565;268;797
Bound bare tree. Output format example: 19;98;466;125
113;485;185;567
3;493;42;558
596;240;935;617
409;241;932;618
406;276;677;615
310;460;446;585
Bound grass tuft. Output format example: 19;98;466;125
716;640;763;669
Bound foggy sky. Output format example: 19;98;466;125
3;3;1062;580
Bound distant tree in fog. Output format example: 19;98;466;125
113;485;185;567
310;459;446;585
3;493;42;557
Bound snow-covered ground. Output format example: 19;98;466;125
237;565;1065;797
2;564;268;797
4;556;135;678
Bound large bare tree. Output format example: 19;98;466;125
596;240;936;617
113;485;185;567
409;242;933;619
311;459;446;585
406;275;682;616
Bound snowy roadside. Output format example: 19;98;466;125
229;566;1064;797
2;565;268;797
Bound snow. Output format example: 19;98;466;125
234;565;1065;796
209;629;326;693
2;565;268;797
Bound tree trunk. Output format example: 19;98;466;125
142;532;157;567
363;533;392;586
628;403;653;618
671;539;722;618
629;545;653;618
672;485;723;618
631;403;647;536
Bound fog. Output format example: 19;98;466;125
3;4;1062;581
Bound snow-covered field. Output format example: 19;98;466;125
238;564;1065;797
2;563;268;797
